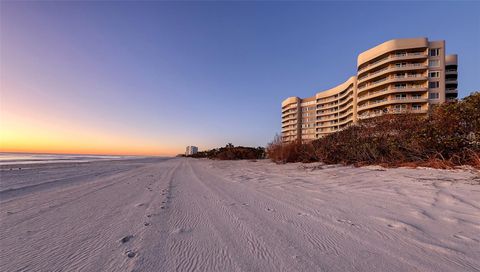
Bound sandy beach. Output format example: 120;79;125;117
1;158;479;271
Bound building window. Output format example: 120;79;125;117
429;60;440;67
429;81;440;88
412;104;422;110
429;93;439;99
429;71;440;78
429;48;440;56
394;83;407;89
395;94;407;100
412;94;422;99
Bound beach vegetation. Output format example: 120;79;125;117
267;92;480;169
187;144;265;160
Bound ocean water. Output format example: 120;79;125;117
0;152;127;166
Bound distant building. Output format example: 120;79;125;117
282;37;458;143
185;146;198;156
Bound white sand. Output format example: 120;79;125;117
1;158;479;271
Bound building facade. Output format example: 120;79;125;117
185;146;198;156
282;37;458;143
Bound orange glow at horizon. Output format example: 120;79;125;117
0;111;180;157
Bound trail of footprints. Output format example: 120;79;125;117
119;176;174;261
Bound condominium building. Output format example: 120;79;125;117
185;146;198;156
282;37;458;143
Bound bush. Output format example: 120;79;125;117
266;135;317;163
268;92;480;169
188;143;265;160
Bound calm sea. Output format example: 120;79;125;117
0;152;128;166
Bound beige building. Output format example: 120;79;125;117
282;37;458;143
185;146;198;156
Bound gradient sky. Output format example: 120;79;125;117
1;1;479;156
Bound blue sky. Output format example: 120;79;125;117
1;1;479;155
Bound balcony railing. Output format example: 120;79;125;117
358;87;427;103
357;95;427;109
358;52;427;72
358;107;427;119
358;74;426;90
358;63;426;83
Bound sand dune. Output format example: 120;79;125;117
1;158;479;271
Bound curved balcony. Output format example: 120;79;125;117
281;112;296;118
316;117;338;128
316;121;340;130
358;108;428;120
281;122;297;129
281;115;297;123
282;130;298;135
281;110;297;118
338;95;354;107
316;113;339;123
282;128;297;134
358;74;427;94
357;97;428;113
338;108;354;119
338;116;354;126
316;108;339;117
316;87;354;104
281;125;296;131
357;87;427;103
319;87;354;103
317;103;339;112
337;87;354;99
358;63;427;84
358;52;427;75
282;105;297;114
317;96;353;113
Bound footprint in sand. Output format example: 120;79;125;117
297;212;309;216
120;235;133;244
385;221;418;232
172;228;191;234
125;250;136;258
337;219;360;228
